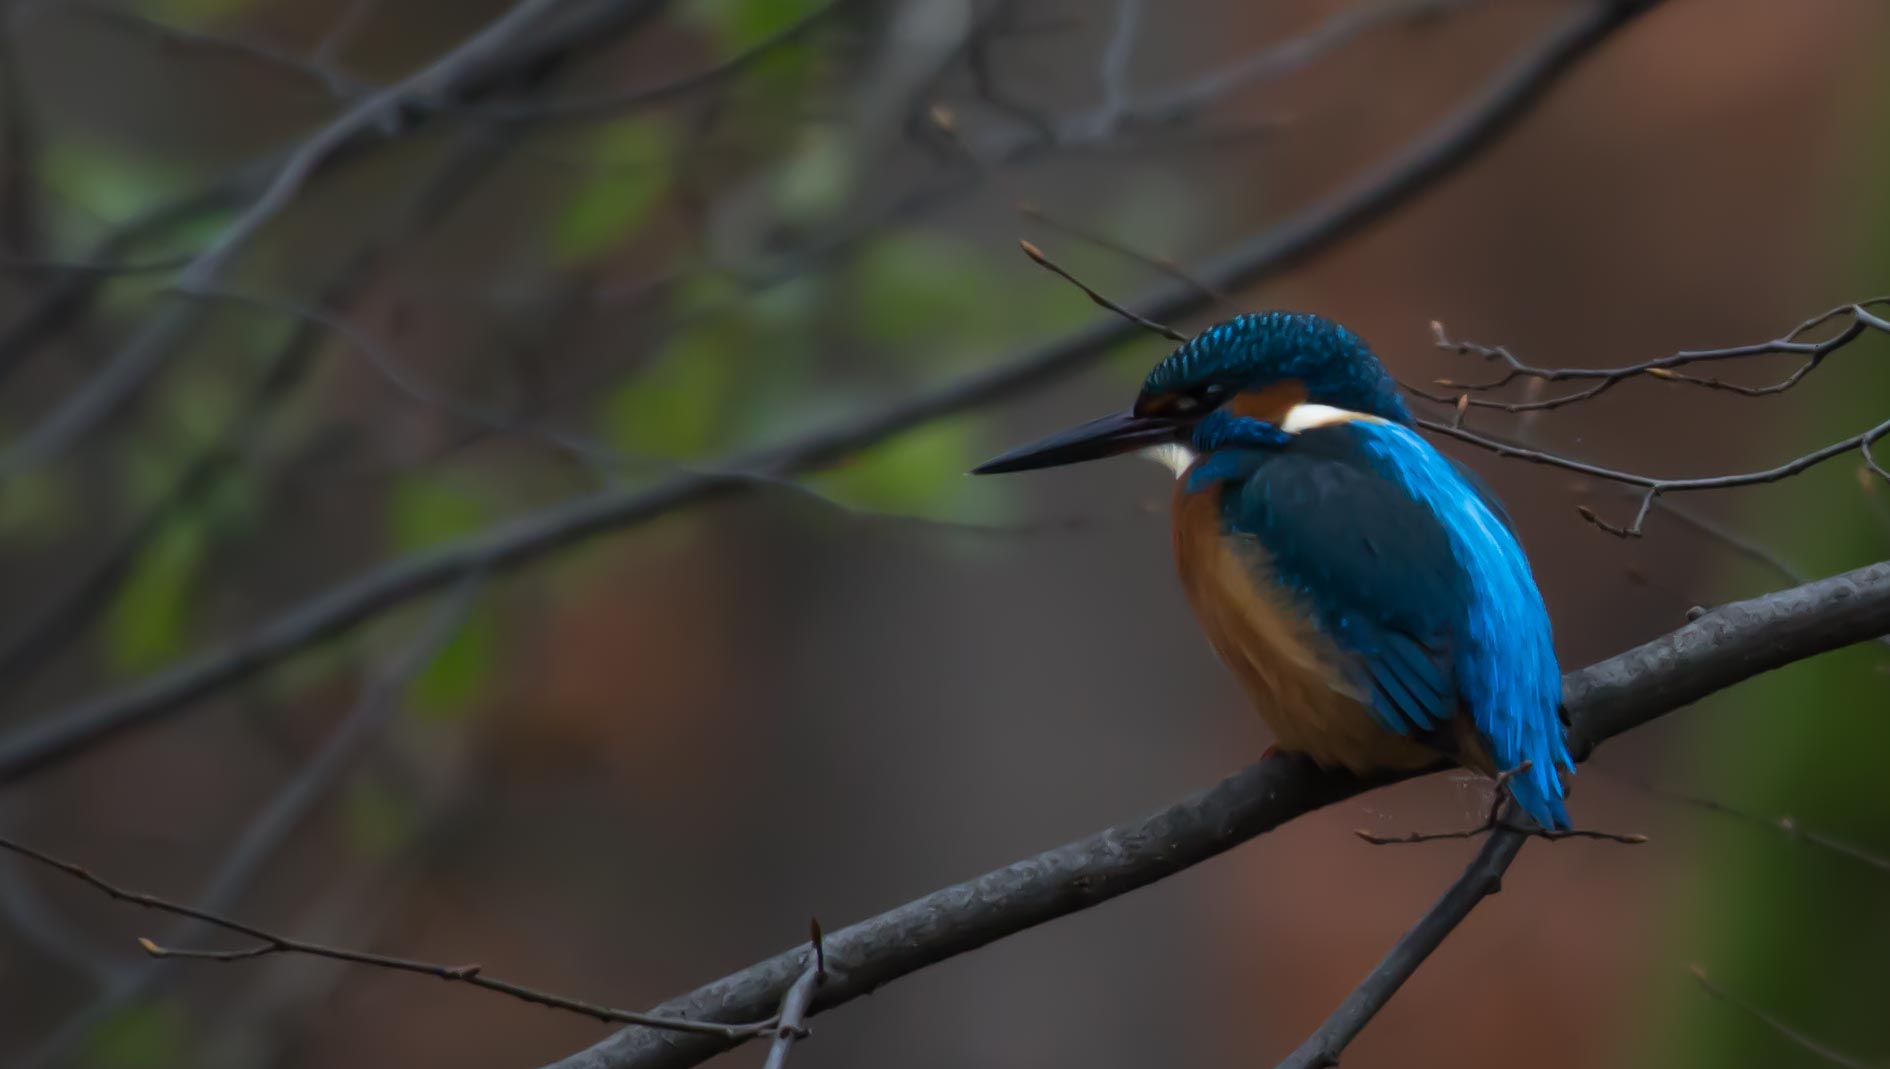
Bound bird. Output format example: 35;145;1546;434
972;311;1573;830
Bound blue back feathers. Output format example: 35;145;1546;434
1142;312;1410;422
1351;422;1571;828
1147;311;1571;827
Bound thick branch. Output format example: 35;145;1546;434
541;561;1890;1069
0;0;1662;786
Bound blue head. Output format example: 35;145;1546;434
973;311;1409;474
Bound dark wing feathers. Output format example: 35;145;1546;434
1214;443;1468;738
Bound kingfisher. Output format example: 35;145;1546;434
973;311;1573;830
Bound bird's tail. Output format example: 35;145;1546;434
1506;762;1571;832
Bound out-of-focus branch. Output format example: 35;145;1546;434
537;560;1890;1069
14;573;488;1069
55;0;367;94
0;116;536;703
489;0;848;121
0;0;1663;786
1603;772;1890;875
1688;966;1874;1069
0;0;577;482
0;166;258;387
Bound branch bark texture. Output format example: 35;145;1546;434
541;560;1890;1069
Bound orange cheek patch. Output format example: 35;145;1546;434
1225;381;1308;423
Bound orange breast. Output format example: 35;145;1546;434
1170;472;1438;774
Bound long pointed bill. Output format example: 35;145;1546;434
971;409;1183;475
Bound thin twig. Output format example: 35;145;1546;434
14;573;489;1067
1689;965;1874;1069
1017;202;1236;306
1016;240;1187;342
1418;415;1890;537
0;831;779;1040
1418;301;1888;413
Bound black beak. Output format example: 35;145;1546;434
971;408;1184;475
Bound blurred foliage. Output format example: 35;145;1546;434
40;138;194;231
82;1000;189;1069
0;465;77;543
1643;64;1890;1069
105;520;204;673
682;0;827;50
343;777;421;860
551;119;674;266
387;476;499;716
601;319;743;459
810;418;989;519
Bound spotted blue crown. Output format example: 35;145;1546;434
1141;312;1411;423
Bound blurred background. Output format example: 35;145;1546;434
0;0;1886;1066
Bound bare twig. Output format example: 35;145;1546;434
13;573;490;1067
1352;761;1646;845
1416;414;1890;538
0;830;779;1040
536;561;1890;1069
1017;201;1236;306
1418;300;1889;413
1016;239;1186;342
1689;965;1874;1069
0;0;1660;786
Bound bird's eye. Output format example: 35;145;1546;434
1169;395;1201;414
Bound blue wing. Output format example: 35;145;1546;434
1199;445;1466;743
1195;422;1572;830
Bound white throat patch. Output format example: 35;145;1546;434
1140;442;1197;478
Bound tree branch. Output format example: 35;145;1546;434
0;0;1664;786
1275;823;1528;1069
538;560;1890;1069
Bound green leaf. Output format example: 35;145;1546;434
599;323;741;458
105;520;204;674
811;420;987;517
40;139;193;229
387;475;488;551
409;601;497;719
682;0;827;50
552;119;673;264
384;479;496;716
83;1000;190;1069
848;230;1097;365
